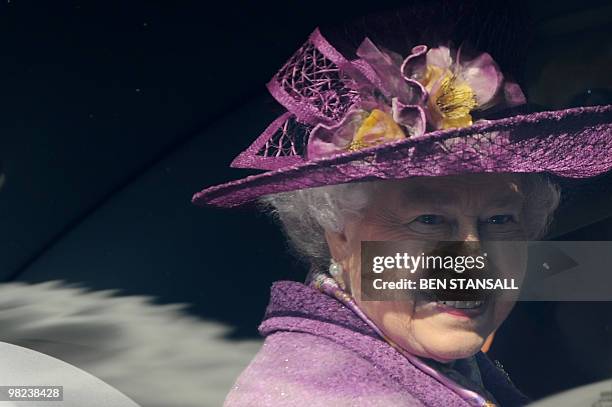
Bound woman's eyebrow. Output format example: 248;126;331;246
399;186;456;207
398;186;524;209
485;193;525;208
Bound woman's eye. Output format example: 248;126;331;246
414;214;445;225
485;215;515;225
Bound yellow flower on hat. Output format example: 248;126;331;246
419;46;505;130
423;65;477;129
348;109;406;151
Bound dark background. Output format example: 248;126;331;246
0;0;611;401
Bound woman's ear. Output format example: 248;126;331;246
324;228;350;261
324;228;352;291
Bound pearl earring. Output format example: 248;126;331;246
329;260;343;277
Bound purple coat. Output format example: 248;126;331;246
224;281;529;406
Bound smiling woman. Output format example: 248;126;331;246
191;1;612;405
261;173;557;365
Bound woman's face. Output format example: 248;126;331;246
325;173;530;363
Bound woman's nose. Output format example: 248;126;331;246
453;220;481;241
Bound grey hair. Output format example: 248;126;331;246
259;174;561;273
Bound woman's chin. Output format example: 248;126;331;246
422;331;486;362
426;346;483;363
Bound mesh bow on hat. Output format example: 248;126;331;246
192;28;612;208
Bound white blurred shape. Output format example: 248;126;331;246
528;379;612;407
0;341;139;407
0;281;262;407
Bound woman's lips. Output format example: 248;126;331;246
416;291;489;318
434;300;486;318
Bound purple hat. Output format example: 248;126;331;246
192;28;612;208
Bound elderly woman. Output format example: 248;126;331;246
192;3;612;406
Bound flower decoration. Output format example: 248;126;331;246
306;40;526;160
420;46;526;129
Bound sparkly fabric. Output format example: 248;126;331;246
192;25;612;208
223;281;529;406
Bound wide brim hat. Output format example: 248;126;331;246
192;28;612;214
